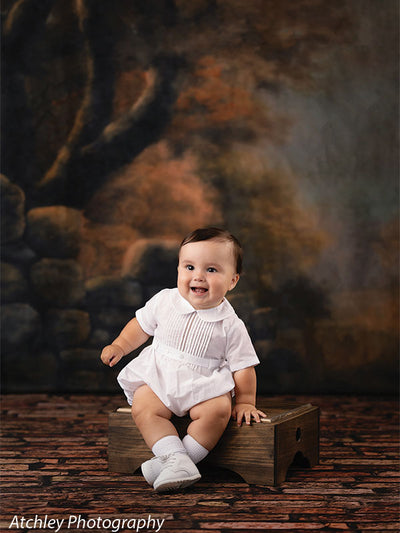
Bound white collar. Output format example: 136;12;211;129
172;288;236;322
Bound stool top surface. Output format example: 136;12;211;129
115;402;318;424
258;402;317;423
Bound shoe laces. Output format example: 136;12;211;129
160;452;186;468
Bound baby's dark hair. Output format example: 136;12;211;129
180;227;243;275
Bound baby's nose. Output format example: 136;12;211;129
194;271;205;281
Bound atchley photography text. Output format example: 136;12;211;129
8;514;165;532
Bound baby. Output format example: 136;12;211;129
101;227;265;491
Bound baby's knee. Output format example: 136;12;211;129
130;387;150;420
194;395;231;423
131;385;171;422
130;398;145;422
214;398;232;424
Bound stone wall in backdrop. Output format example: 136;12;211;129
0;179;238;394
1;174;307;395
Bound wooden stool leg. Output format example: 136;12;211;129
108;411;153;474
274;409;320;485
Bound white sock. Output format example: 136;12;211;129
151;435;186;457
182;434;209;464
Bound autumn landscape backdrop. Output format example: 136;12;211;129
1;0;398;394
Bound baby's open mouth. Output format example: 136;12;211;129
191;287;208;294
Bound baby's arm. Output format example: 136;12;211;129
100;317;150;367
232;367;266;426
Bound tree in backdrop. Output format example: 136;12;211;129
2;0;352;290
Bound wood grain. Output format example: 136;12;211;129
109;402;319;486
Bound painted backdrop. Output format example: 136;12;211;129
1;0;398;395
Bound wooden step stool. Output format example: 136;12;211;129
108;401;319;486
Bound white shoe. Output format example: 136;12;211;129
153;452;201;492
141;455;163;486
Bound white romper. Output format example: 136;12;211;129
117;288;260;416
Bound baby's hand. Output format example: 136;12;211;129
232;403;267;426
100;344;124;367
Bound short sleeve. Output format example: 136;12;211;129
224;318;260;373
135;289;166;336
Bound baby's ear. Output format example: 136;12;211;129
229;273;240;291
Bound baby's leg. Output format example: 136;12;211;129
131;385;177;449
188;393;232;451
134;385;201;491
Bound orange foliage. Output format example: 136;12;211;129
174;56;256;131
170;55;291;146
82;141;221;277
247;181;329;287
207;148;329;288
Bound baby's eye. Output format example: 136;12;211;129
207;267;217;273
186;265;194;271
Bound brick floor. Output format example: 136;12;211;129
0;394;398;532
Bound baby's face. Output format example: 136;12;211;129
177;239;239;310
